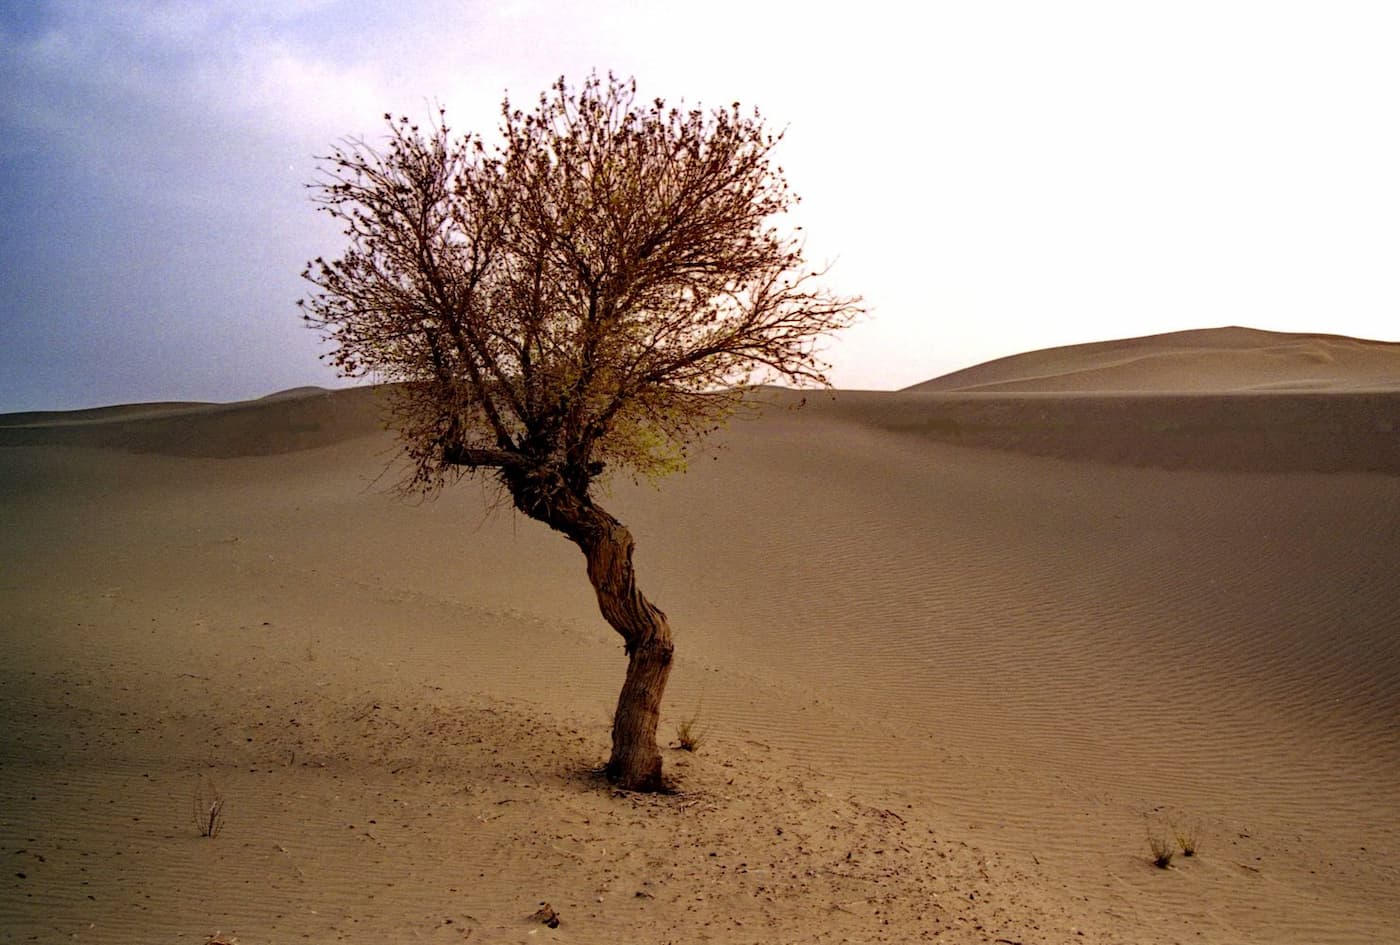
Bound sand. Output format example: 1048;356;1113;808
2;326;1398;943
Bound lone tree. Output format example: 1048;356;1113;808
301;73;859;791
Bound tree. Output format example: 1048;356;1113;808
300;73;860;791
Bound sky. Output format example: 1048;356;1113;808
2;0;1398;411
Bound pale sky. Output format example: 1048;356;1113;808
2;1;1397;411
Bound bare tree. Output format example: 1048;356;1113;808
300;73;860;791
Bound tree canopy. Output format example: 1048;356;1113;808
301;73;858;496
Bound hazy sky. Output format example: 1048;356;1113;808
3;1;1397;411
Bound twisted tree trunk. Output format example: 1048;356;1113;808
505;467;673;791
583;512;673;791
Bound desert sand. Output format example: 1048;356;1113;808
2;326;1398;943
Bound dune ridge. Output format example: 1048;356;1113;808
908;326;1400;393
810;387;1400;474
7;385;1397;477
0;384;386;457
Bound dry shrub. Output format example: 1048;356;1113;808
1148;833;1174;869
193;775;226;839
676;714;706;752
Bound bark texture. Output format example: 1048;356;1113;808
506;467;673;791
585;517;673;791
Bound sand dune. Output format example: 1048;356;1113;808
811;387;1400;474
3;332;1398;943
909;326;1400;393
0;385;385;457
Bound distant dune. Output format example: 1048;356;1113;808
907;326;1400;393
3;327;1398;942
255;385;337;402
0;400;217;428
0;384;386;456
5;326;1397;473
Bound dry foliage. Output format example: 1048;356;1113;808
1174;824;1200;857
301;72;860;496
675;713;706;753
1148;832;1174;869
193;775;226;839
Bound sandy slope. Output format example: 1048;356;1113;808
908;326;1400;393
2;331;1398;943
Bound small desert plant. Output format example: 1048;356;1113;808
1148;833;1174;869
675;707;706;753
1174;825;1199;857
193;775;226;838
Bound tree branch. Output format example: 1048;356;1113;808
442;444;523;469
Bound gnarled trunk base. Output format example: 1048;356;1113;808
582;513;674;792
606;635;673;791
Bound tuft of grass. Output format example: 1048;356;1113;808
1148;832;1175;869
193;775;226;839
1174;825;1200;857
675;709;706;753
